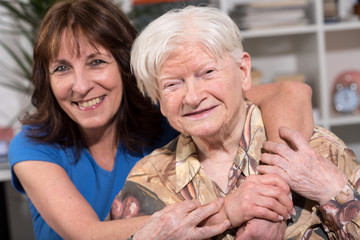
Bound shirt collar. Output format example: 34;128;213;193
174;101;266;193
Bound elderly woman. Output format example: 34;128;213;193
110;6;360;240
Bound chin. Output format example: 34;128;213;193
187;128;219;139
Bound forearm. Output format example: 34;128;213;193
246;81;314;143
86;216;149;240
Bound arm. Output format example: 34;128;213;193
132;199;230;240
245;81;314;143
14;161;147;239
259;127;360;237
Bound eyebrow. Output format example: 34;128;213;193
49;59;70;67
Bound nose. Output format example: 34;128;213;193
72;70;93;95
183;78;203;106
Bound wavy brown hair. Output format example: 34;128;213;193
22;0;163;155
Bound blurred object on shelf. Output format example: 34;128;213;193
323;0;340;22
229;0;309;30
332;70;360;114
338;0;358;21
274;73;305;83
133;0;189;5
0;127;13;166
129;0;216;30
251;69;263;86
355;0;360;18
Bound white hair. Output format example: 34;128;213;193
130;5;244;104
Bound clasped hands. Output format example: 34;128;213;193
135;126;348;240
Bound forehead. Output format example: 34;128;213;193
162;43;216;66
53;29;102;60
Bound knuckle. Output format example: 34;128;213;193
267;198;277;208
274;143;287;153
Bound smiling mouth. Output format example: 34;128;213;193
76;96;105;108
184;106;217;117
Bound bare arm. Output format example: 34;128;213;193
14;161;148;239
245;81;314;142
14;161;228;240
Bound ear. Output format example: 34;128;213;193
238;52;252;92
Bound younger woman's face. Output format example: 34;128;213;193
49;31;123;133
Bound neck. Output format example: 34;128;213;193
193;112;246;163
81;124;118;171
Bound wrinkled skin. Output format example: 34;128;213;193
235;219;286;240
258;126;347;205
222;174;293;227
133;198;230;240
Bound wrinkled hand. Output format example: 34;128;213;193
235;219;286;240
133;198;230;240
223;173;293;227
258;126;347;205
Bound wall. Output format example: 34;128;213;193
0;5;31;130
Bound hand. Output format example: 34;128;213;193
235;219;286;240
223;174;293;227
258;126;347;205
133;198;230;240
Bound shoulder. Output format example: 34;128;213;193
8;125;77;175
8;125;76;193
9;126;69;164
310;126;347;150
310;126;359;173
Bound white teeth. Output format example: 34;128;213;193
78;97;102;108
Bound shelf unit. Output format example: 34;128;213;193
218;0;360;154
123;0;360;155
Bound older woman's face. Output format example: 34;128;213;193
49;32;123;133
158;43;251;138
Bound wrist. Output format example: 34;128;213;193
319;180;360;231
319;175;348;205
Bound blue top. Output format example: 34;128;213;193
8;123;178;240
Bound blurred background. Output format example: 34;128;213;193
1;0;360;239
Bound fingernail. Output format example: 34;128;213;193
278;215;284;221
292;208;296;216
287;214;291;220
288;192;293;201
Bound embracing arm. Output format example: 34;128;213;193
245;81;314;143
259;127;360;238
14;161;229;240
14;161;149;239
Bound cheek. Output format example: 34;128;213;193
50;79;68;101
159;94;182;120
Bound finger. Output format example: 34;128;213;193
256;174;290;194
262;141;294;158
247;176;293;216
172;199;201;214
191;219;231;240
251;203;287;222
186;198;224;225
257;165;290;186
278;126;312;152
261;153;288;170
257;187;293;218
